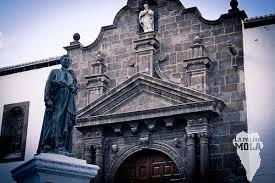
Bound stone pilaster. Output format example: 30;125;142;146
185;115;210;183
85;51;109;103
198;132;209;183
84;145;95;164
134;32;159;77
89;130;105;183
186;133;196;183
183;34;212;93
83;129;105;183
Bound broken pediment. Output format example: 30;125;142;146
77;73;225;119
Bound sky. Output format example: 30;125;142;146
0;0;274;67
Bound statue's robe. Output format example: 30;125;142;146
37;68;77;154
139;9;154;32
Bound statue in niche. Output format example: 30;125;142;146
37;55;78;155
139;4;154;32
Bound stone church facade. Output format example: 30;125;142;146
64;0;247;182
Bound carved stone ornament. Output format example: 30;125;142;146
174;138;182;148
193;34;202;45
111;145;118;154
186;133;196;146
128;121;139;134
154;53;187;86
164;117;175;128
139;137;149;147
226;40;238;55
113;124;123;135
198;132;209;144
226;40;238;68
144;119;156;132
95;51;104;62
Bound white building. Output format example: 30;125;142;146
243;14;275;182
0;57;60;183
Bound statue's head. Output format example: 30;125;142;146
61;55;72;69
144;4;149;10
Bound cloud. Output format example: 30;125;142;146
0;32;4;49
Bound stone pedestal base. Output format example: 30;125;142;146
11;153;100;183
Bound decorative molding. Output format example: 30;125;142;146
139;136;149;147
185;117;209;135
128;121;139;134
111;145;119;154
107;141;186;182
154;53;186;86
77;101;223;129
77;73;225;118
198;132;209;144
144;119;157;132
186;134;196;146
164;117;175;128
112;124;123;135
174;138;182;148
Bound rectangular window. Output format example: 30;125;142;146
0;101;30;163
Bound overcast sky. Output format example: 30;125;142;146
0;0;274;67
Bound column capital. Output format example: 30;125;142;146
186;133;196;146
198;132;210;144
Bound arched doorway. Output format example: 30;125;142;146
114;149;181;183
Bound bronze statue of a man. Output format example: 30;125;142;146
37;55;78;155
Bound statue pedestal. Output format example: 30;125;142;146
11;153;100;183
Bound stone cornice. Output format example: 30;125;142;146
76;100;224;129
77;73;225;118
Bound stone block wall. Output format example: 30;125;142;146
66;0;247;182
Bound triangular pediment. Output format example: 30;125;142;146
78;73;224;118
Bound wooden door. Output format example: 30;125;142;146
114;150;181;183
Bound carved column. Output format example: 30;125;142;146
185;115;210;183
95;143;104;183
85;51;109;103
83;129;105;183
198;132;209;183
134;32;159;77
186;133;196;183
